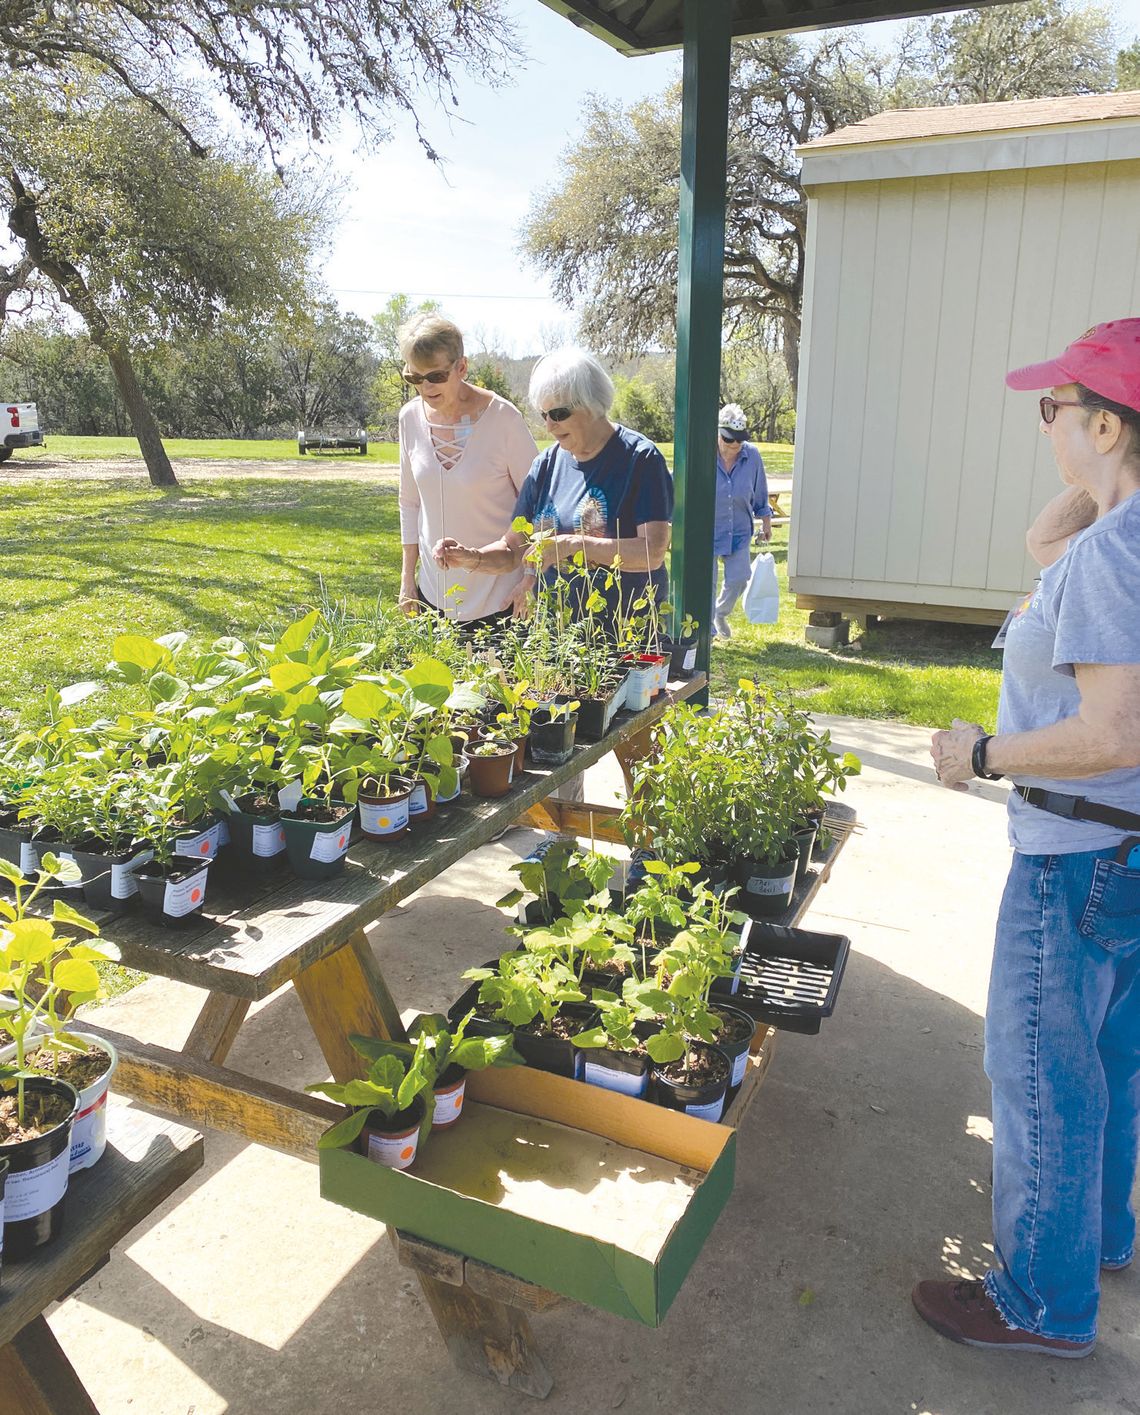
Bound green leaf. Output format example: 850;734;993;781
113;634;170;677
317;1108;372;1150
53;958;101;993
51;900;100;936
646;1032;685;1064
341;680;389;723
278;611;320;655
269;661;313;693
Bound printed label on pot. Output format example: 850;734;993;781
251;822;287;858
0;1193;4;1256
56;850;83;889
5;1146;70;1222
685;1095;725;1122
163;866;209;918
310;824;351;863
432;1077;466;1126
19;840;37;876
744;870;795;895
174;821;224;861
408;782;429;816
71;1087;109;1170
111;848;154;900
359;798;408;837
730;1050;749;1087
682;645;697;672
583;1059;649;1097
365;1127;419;1170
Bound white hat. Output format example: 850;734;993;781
717;403;749;437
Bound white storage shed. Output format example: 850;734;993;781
789;92;1140;627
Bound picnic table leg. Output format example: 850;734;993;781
184;993;252;1064
0;1316;101;1414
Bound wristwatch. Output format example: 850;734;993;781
971;734;1002;781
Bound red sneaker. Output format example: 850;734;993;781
911;1279;1095;1358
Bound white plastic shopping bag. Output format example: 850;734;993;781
743;550;780;624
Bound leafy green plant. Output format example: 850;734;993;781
0;853;121;1122
307;1030;436;1150
463;946;585;1034
572;990;646;1055
496;839;613;923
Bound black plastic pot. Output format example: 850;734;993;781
446;979;513;1040
575;677;627;742
734;849;798;919
662;634;699;680
135;859;212;929
221;794;287;872
0;1155;7;1286
711;1003;757;1094
580;1046;650;1098
0;810;33;881
72;843;142;915
281;799;356;879
793;822;818;885
527;709;578;766
512;1005;597;1080
651;1044;729;1122
0;1076;79;1259
25;830;85;900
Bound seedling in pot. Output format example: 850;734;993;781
308;1030;437;1152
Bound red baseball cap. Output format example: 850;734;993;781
1006;319;1140;413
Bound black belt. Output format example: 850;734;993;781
1015;784;1140;833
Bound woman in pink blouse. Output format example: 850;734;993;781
397;314;539;625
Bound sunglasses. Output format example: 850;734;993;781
403;362;455;386
719;429;746;442
1039;396;1084;424
540;405;574;423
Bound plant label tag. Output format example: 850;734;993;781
432;1077;466;1127
218;789;240;814
111;848;154;900
174;821;224;861
19;841;37;877
730;1050;749;1087
682;645;697;672
408;782;429;816
278;780;304;813
4;1147;70;1223
251;822;287;858
163;866;208;918
310;825;351;863
745;871;795;896
685;1095;725;1122
56;850;83;890
365;1127;419;1170
359;798;408;837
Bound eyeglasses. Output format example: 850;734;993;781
718;430;746;443
539;405;574;423
1039;396;1084;424
403;363;455;386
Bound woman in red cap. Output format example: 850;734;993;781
917;320;1140;1357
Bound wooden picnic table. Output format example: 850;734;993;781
74;674;856;1399
0;1103;203;1414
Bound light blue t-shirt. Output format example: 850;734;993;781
998;490;1140;854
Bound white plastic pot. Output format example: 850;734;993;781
1;1032;117;1172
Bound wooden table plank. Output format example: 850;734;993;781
90;677;707;1001
0;1105;203;1348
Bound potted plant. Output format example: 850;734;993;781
572;988;655;1097
277;738;357;880
308;1031;436;1171
1;853;121;1249
526;696;580;768
465;733;520;798
462;945;594;1079
496;838;614;927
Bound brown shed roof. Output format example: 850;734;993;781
801;91;1140;150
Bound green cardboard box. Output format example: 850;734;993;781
318;1065;736;1326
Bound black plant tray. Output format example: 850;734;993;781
713;921;851;1035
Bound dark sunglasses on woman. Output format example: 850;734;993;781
403;363;455;386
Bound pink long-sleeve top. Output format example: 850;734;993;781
398;392;539;621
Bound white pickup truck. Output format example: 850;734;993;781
1;402;44;461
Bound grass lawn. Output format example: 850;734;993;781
1;463;1000;731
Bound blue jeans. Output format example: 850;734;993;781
712;542;752;625
984;847;1140;1341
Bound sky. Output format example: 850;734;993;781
322;0;1140;358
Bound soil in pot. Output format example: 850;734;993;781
280;799;355;880
135;859;211;929
580;1045;650;1098
1;1076;79;1258
21;1037;118;1172
711;1005;757;1093
432;1063;467;1129
652;1043;730;1122
527;709;578;767
466;743;519;799
358;1096;426;1170
734;850;798;920
513;1006;597;1079
357;777;414;842
575;678;626;742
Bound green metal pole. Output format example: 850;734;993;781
671;0;731;693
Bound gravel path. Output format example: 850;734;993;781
0;453;400;486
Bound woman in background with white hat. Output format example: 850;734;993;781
711;403;771;640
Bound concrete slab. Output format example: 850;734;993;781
44;717;1139;1414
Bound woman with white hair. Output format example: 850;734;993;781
432;347;673;621
397;312;538;624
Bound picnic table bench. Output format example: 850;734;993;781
0;1104;203;1415
72;674;855;1398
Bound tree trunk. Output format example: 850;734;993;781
782;318;800;402
103;342;178;486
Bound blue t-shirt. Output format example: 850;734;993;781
513;425;674;621
998;490;1140;854
713;443;770;556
